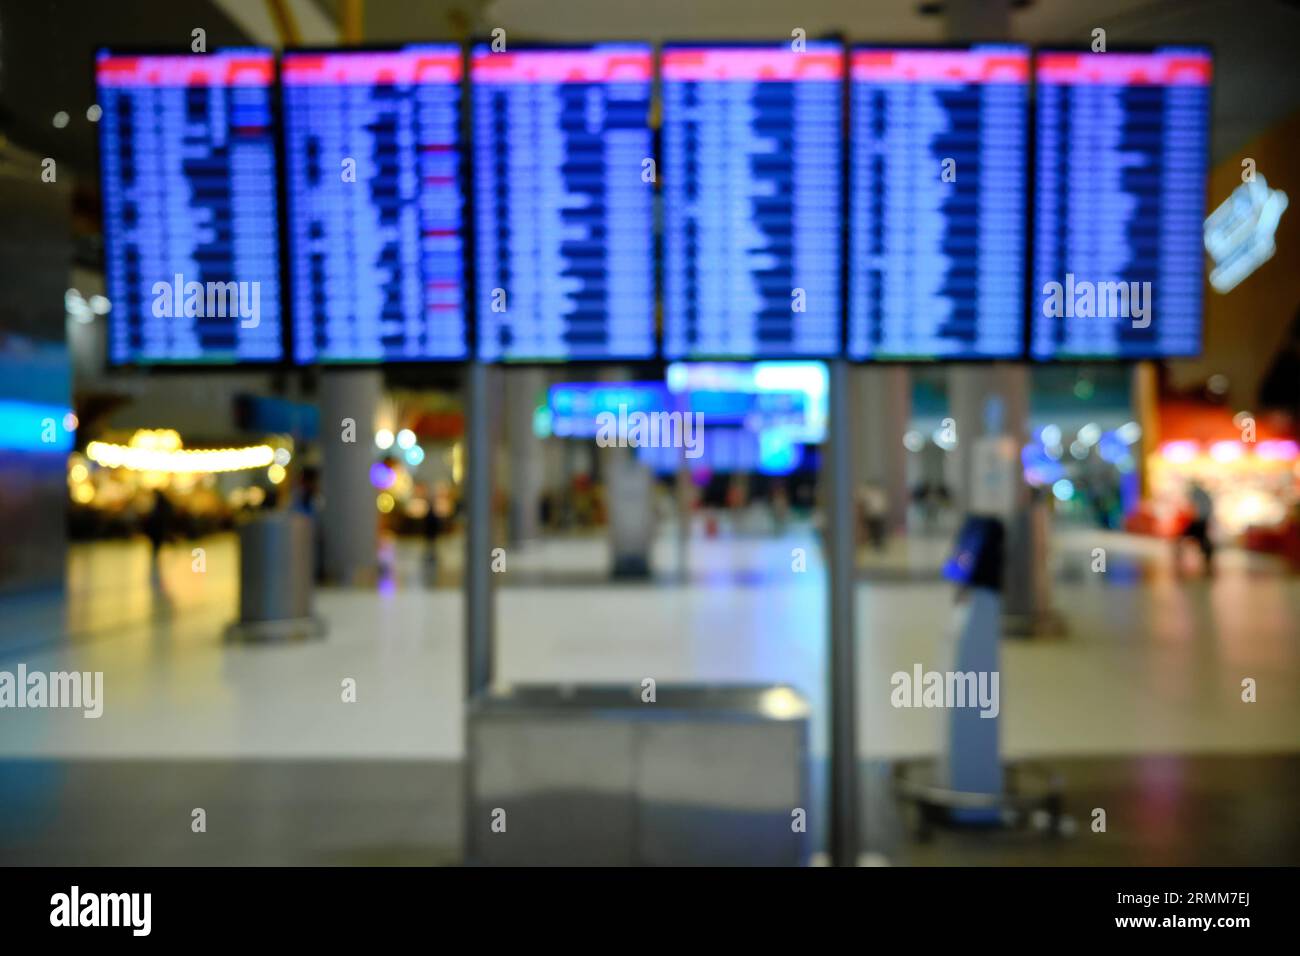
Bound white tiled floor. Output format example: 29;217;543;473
1;525;1297;762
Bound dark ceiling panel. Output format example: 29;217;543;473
0;0;255;176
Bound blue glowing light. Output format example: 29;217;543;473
0;400;74;453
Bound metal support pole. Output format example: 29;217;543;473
263;0;303;46
465;361;494;700
340;0;364;45
827;358;859;866
1132;361;1159;499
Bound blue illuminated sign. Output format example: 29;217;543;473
0;401;74;453
548;382;670;438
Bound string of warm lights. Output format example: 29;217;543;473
85;440;275;474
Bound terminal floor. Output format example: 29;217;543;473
0;753;1296;865
0;526;1297;864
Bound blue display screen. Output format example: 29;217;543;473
282;46;467;363
471;44;656;362
636;427;804;476
662;43;844;360
1031;47;1212;360
97;49;283;365
547;381;670;437
848;45;1029;360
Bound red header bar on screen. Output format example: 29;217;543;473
1036;50;1212;86
96;52;274;88
471;48;652;84
282;49;461;85
661;46;843;81
851;48;1028;83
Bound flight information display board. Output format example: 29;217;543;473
662;42;843;359
282;46;466;363
97;49;283;365
848;45;1029;360
471;43;655;362
1032;47;1212;360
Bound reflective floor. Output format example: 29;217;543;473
2;524;1296;761
0;523;1297;863
2;753;1296;865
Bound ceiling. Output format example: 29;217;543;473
0;0;253;174
478;0;1300;160
2;0;1298;180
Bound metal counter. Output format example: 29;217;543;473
466;683;811;866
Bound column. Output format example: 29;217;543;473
318;368;382;584
504;368;546;546
599;368;654;578
854;365;912;535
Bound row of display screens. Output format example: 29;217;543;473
96;41;1213;367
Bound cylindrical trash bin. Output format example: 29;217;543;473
225;511;326;642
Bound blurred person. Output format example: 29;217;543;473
913;480;944;533
858;481;887;550
293;467;325;581
912;480;932;531
771;479;790;534
142;489;176;593
726;474;747;513
1175;480;1216;575
1082;475;1117;529
293;466;320;516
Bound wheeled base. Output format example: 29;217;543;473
892;758;1068;841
